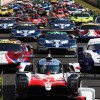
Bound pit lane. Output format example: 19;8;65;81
1;34;100;100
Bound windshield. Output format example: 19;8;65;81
87;44;100;50
0;20;15;23
55;19;70;24
45;34;69;40
0;43;22;51
81;25;100;30
16;26;37;30
37;65;62;74
74;13;90;17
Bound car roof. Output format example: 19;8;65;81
88;38;100;45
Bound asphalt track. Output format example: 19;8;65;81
1;34;100;100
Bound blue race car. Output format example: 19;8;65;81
8;3;23;11
37;31;77;54
41;2;52;10
11;23;43;41
49;18;75;31
0;17;17;31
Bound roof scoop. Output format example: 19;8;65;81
46;51;52;61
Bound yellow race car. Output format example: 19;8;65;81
0;6;14;16
70;12;94;23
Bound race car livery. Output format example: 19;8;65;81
15;53;95;100
70;12;93;24
11;23;43;40
0;39;33;70
49;18;75;31
0;17;17;30
37;31;77;54
78;38;100;73
0;6;14;16
75;23;100;39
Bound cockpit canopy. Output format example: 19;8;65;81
37;58;62;74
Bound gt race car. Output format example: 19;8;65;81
0;6;14;16
70;12;94;26
15;53;95;100
78;38;100;73
49;18;75;32
37;31;77;55
95;16;100;24
11;23;43;41
75;23;100;41
0;39;33;71
0;17;17;32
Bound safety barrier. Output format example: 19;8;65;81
83;0;100;8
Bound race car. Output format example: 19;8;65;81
30;14;47;28
70;12;94;25
75;22;100;40
0;17;17;31
42;2;52;10
63;0;75;6
0;39;33;70
95;16;100;24
37;31;77;55
37;7;47;16
11;23;44;41
78;38;100;73
49;18;75;31
8;3;23;11
15;53;95;100
0;6;14;16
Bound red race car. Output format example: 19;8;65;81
0;39;33;71
15;53;95;100
30;14;47;28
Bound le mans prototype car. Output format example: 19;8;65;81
15;53;95;100
78;38;100;73
0;39;33;70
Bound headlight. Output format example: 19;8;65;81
17;30;21;33
61;40;68;44
8;24;13;26
29;30;35;33
55;24;59;26
65;24;70;26
46;40;52;43
84;53;91;58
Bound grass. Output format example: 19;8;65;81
74;0;100;14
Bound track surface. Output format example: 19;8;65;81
1;34;100;100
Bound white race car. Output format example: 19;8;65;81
15;53;95;100
78;38;100;73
